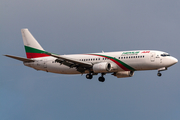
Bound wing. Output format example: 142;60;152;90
46;53;92;73
4;55;34;62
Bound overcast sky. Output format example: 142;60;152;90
1;0;180;120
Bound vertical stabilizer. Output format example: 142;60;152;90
21;29;49;58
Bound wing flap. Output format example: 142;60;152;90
4;55;34;62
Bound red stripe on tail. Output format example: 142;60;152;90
26;53;50;58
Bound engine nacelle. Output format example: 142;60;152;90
93;62;111;73
114;71;134;78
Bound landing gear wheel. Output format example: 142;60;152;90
86;74;93;79
157;72;162;77
98;77;105;82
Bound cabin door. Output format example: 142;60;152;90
150;52;155;62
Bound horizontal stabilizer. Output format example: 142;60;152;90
4;55;34;62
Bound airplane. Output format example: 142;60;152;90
5;29;178;82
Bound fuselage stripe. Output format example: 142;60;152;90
88;54;135;71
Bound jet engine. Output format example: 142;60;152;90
113;71;134;78
93;62;111;73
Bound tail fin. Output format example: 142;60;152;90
21;29;49;58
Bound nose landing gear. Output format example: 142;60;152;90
157;72;162;77
157;67;167;77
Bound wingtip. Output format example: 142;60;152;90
4;54;9;57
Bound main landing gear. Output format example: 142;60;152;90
86;73;105;82
86;73;93;79
98;73;105;82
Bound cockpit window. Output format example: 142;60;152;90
161;53;170;57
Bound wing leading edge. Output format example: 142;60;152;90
46;53;93;73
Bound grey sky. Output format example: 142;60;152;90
1;0;180;120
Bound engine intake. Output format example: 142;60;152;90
93;62;111;73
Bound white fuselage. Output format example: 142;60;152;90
24;50;178;74
5;29;178;81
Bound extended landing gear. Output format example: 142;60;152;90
86;73;106;82
98;73;105;82
157;72;162;77
98;77;105;82
86;74;93;79
157;67;167;77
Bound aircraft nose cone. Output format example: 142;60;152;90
171;57;178;65
174;58;178;64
